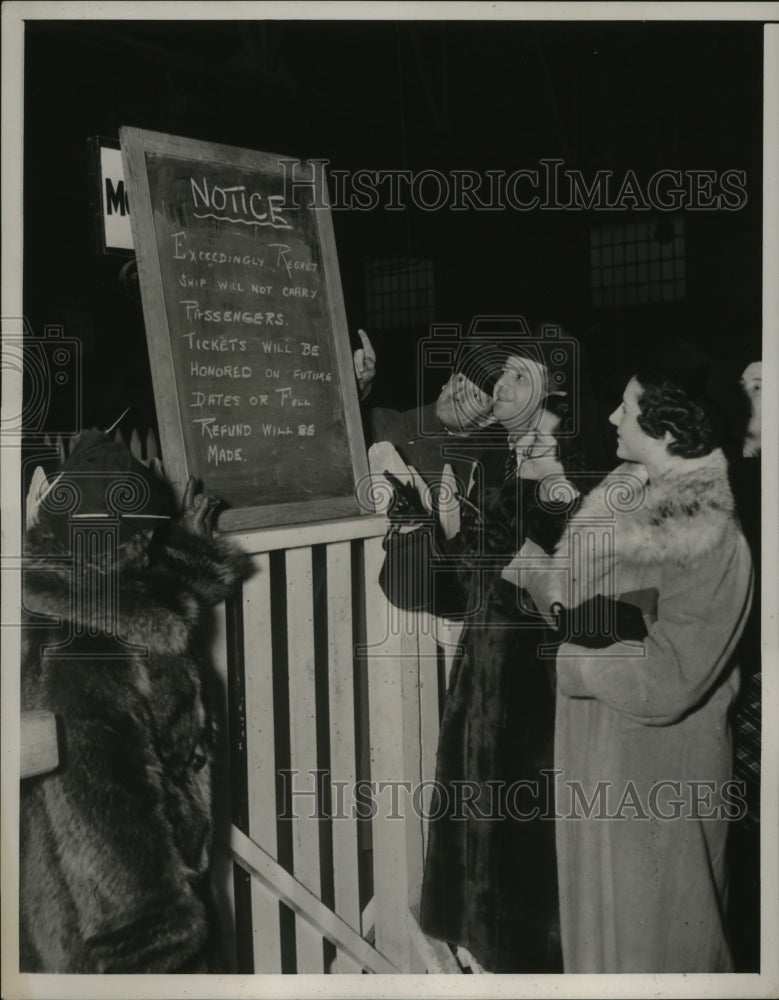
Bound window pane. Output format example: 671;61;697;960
365;259;435;328
589;216;685;310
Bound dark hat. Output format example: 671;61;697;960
38;429;175;547
452;315;534;394
490;323;579;397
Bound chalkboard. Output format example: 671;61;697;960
120;127;370;530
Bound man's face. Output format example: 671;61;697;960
492;356;548;432
608;377;665;464
435;373;493;433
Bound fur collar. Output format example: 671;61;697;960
558;449;736;570
22;522;246;656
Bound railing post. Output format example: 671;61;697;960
363;535;430;972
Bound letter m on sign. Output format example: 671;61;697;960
95;140;134;252
105;178;127;215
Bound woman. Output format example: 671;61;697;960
20;431;250;972
418;340;600;973
523;369;753;972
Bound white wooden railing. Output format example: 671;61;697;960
213;515;462;974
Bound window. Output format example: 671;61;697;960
590;217;685;308
365;258;435;329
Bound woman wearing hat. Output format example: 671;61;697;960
20;431;250;972
418;332;607;973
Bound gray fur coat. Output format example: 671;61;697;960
20;520;249;972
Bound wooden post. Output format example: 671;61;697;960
285;546;324;972
208;601;238;973
325;541;362;973
364;535;430;972
242;553;283;972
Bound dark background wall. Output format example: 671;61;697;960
23;18;764;431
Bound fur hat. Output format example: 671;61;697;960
37;429;175;547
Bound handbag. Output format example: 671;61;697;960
378;524;465;617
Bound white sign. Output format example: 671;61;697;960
99;144;134;250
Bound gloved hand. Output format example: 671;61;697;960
179;476;220;540
457;497;514;555
551;595;648;648
481;513;514;553
384;470;431;523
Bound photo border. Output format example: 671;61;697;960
2;3;777;997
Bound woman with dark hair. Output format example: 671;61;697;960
418;336;607;973
522;368;753;972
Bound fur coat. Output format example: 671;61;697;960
523;450;753;972
20;519;250;973
419;470;571;973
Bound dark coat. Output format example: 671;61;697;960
20;520;249;973
419;472;569;973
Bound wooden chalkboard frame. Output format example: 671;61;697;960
120;127;371;531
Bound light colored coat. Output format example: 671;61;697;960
522;449;752;972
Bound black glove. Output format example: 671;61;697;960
457;488;515;556
551;595;648;649
481;513;514;554
384;469;431;523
